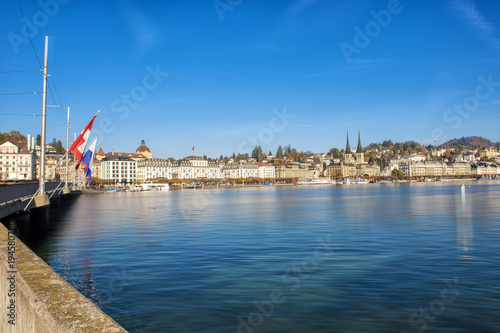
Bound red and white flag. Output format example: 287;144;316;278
192;145;195;151
70;110;100;168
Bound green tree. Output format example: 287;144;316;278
391;169;403;177
276;145;284;159
219;154;224;161
329;148;341;159
323;161;327;174
36;134;41;146
268;151;272;156
252;145;263;160
168;157;176;163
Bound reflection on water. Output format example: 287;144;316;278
456;185;473;257
3;181;500;333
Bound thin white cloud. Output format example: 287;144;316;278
448;0;500;50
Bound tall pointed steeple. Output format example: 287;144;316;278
356;129;362;153
345;129;351;153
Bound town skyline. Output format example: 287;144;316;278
2;1;500;158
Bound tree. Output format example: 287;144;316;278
219;155;224;161
329;148;341;159
168;157;176;163
203;154;207;160
323;161;327;174
392;169;403;177
252;145;263;161
36;134;41;146
276;145;284;159
268;151;272;156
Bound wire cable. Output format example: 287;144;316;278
0;113;41;116
0;92;42;96
0;70;42;74
31;0;45;47
16;0;42;68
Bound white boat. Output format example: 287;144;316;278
139;181;169;191
297;178;335;185
342;178;368;184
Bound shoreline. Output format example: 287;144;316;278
82;177;496;194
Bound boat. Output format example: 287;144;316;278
297;178;335;185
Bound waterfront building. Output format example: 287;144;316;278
222;161;259;179
0;141;36;181
471;162;500;176
137;158;172;181
256;162;275;179
172;156;222;179
355;163;380;177
275;163;308;179
101;155;137;184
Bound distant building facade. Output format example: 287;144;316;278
275;163;308;179
101;156;137;184
0;141;36;181
222;161;259;179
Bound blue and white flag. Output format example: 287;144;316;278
81;136;98;182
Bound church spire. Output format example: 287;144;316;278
345;129;351;153
356;129;362;154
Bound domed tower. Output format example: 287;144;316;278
135;140;152;159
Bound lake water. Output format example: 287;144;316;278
3;181;500;333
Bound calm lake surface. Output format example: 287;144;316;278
4;181;500;332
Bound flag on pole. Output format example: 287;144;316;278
81;136;98;182
70;110;100;168
192;145;195;151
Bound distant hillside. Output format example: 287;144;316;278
440;136;498;149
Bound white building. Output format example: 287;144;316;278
171;156;222;179
137;158;172;181
101;156;137;184
222;161;259;179
256;162;275;179
0;141;36;181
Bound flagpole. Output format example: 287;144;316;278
64;106;70;192
39;36;49;195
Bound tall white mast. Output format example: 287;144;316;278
39;36;49;194
65;106;70;191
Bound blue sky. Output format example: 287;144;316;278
1;0;500;159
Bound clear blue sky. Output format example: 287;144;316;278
1;0;500;159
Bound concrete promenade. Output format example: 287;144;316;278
0;222;128;332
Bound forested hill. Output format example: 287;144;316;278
440;136;499;149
